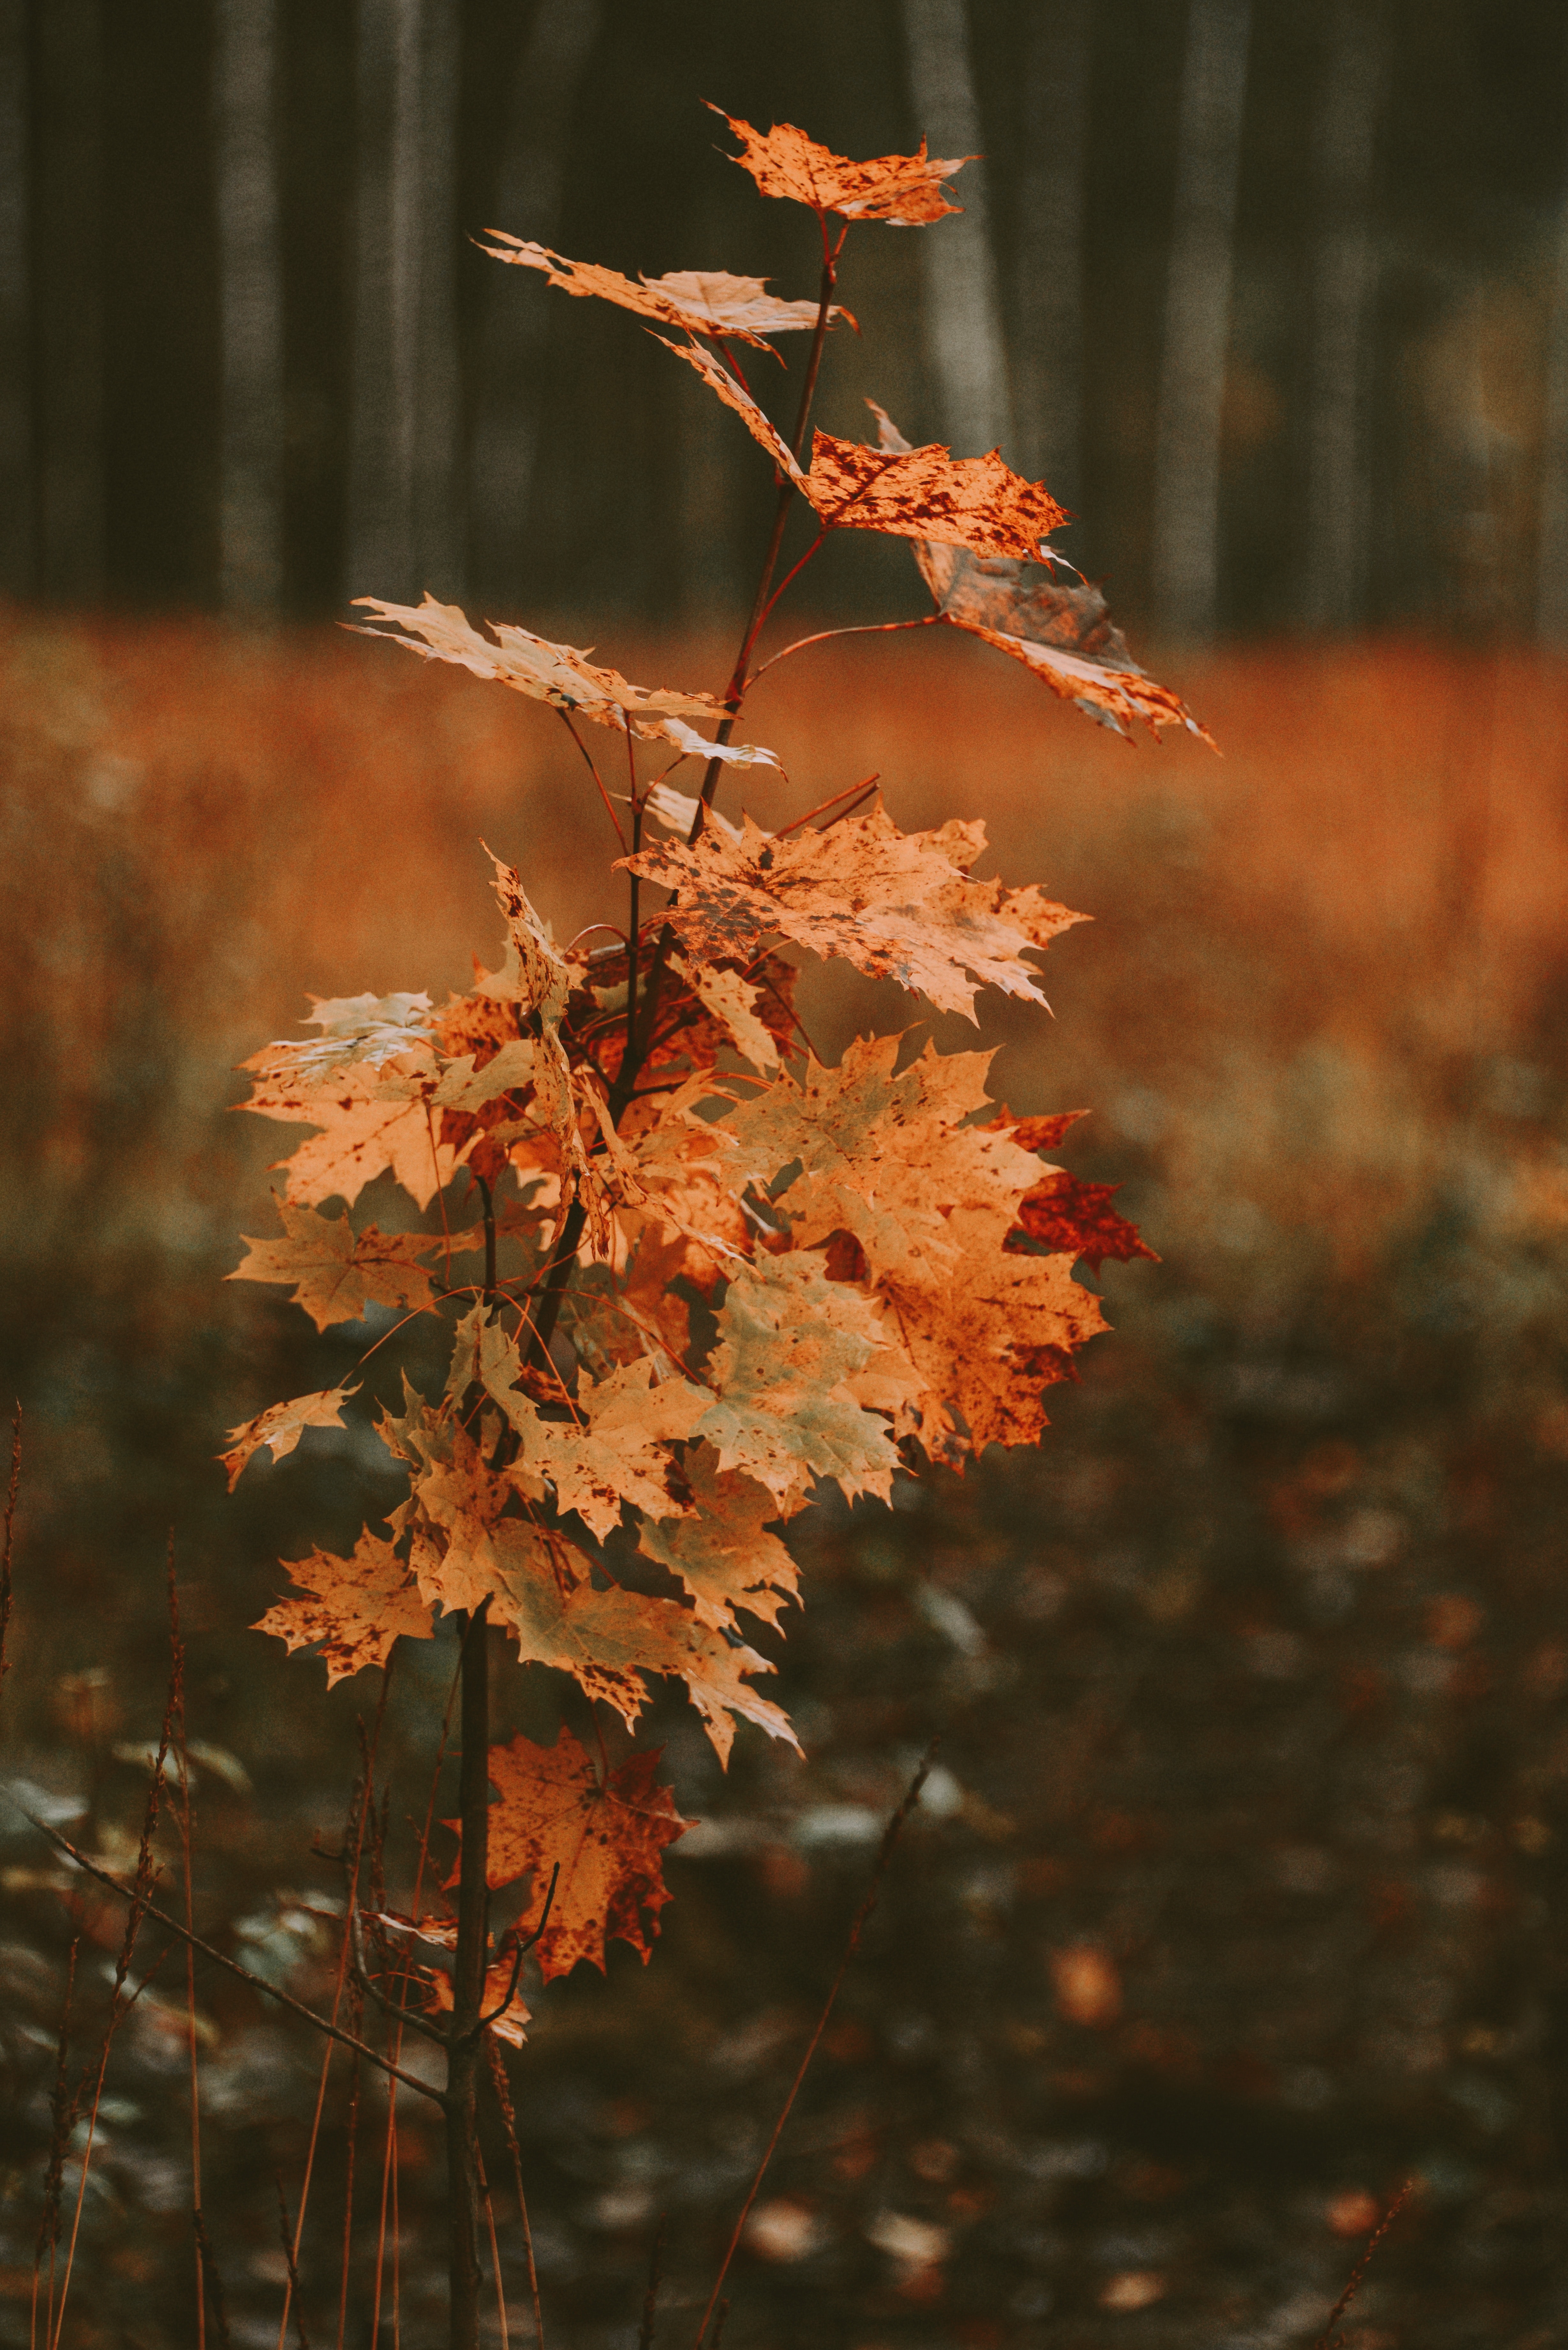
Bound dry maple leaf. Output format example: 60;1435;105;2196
669;950;781;1073
442;1728;690;1982
804;428;1067;560
694;1252;906;1508
867;401;1213;743
475;234;848;346
476;1324;710;1541
220;1383;358;1491
422;1955;531;2047
637;1444;798;1632
620;799;1084;1021
1009;1171;1159;1273
714;1037;1120;1459
254;1530;433;1685
713;107;971;224
237;1005;467;1213
379;1388;797;1763
228;1198;462;1331
351;594;781;768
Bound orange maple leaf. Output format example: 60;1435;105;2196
442;1728;690;1982
867;402;1214;743
254;1530;433;1685
475;235;850;346
804;428;1067;561
713;108;971;225
651;335;808;484
351;594;780;770
637;1445;798;1633
712;1037;1116;1460
220;1383;358;1491
620;798;1084;1021
228;1198;463;1331
1009;1172;1159;1274
422;1955;532;2047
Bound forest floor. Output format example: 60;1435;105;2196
1;612;1566;2348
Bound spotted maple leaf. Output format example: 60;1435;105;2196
713;107;971;224
254;1530;433;1684
805;427;1067;561
619;797;1084;1021
443;1728;690;1982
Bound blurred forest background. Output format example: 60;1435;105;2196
4;4;1568;2348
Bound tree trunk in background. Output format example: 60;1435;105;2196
34;0;104;603
346;0;459;605
413;0;461;602
214;0;284;616
1013;0;1090;514
0;0;29;595
467;0;601;611
901;0;1012;456
1303;0;1382;633
1150;0;1250;642
1537;42;1568;643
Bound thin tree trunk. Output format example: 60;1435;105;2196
213;0;284;616
900;0;1012;455
413;0;462;600
467;0;601;608
1150;0;1251;643
346;0;421;603
447;1603;492;2350
0;0;30;595
34;0;104;603
1303;0;1383;633
1014;0;1091;510
1538;42;1568;643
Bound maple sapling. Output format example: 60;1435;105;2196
223;105;1196;2347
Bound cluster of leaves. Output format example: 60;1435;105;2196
224;109;1169;2002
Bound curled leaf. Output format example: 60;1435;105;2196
867;401;1213;743
353;593;780;766
476;234;848;345
221;1383;359;1491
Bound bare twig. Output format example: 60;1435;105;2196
486;2036;546;2350
25;1815;445;2106
274;2176;311;2350
1310;2181;1415;2350
472;1862;559;2035
690;1742;938;2349
637;2215;666;2350
0;1400;18;1693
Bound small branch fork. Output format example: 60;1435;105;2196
25;1814;556;2111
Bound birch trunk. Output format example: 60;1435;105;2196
1303;0;1383;634
1150;0;1251;642
1538;55;1568;643
346;0;420;602
467;0;602;606
413;0;462;601
35;0;104;603
0;0;29;594
901;0;1012;455
213;0;284;616
1014;0;1091;510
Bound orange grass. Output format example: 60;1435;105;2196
4;608;1566;1284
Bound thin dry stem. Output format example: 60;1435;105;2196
689;1743;937;2350
486;2035;545;2350
1310;2180;1415;2349
0;1400;18;1695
